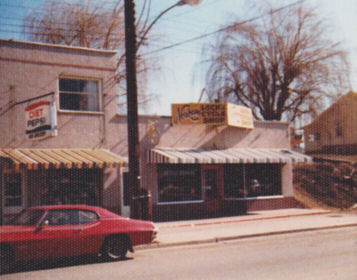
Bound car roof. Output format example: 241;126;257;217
27;205;120;218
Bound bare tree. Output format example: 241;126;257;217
22;0;158;111
23;0;125;50
203;3;350;124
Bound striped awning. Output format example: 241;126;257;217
148;148;311;164
0;149;126;170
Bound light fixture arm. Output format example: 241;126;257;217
137;0;203;51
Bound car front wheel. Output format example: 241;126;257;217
102;236;129;261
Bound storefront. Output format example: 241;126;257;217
142;103;311;221
147;147;310;221
0;148;125;224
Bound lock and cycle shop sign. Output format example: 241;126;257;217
25;101;57;140
171;103;254;129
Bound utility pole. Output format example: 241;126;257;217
124;0;141;219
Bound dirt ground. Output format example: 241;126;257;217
293;162;357;210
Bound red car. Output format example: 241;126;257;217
0;205;157;273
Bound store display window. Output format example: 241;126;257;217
157;164;202;203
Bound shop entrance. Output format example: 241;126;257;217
202;165;223;214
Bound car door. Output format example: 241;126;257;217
73;210;103;255
39;209;84;257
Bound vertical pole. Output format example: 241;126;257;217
124;0;141;219
0;174;3;225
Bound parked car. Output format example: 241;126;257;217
0;205;157;273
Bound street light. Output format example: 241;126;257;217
124;0;203;219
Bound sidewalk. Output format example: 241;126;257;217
140;208;357;249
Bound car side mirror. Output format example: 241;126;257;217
35;220;49;233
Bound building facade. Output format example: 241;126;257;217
0;39;129;223
304;91;357;157
0;39;310;223
141;116;310;221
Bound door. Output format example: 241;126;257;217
202;165;223;213
121;168;130;217
39;209;84;257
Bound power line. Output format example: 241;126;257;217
141;0;306;56
1;0;306;57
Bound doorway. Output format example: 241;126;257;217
121;168;130;217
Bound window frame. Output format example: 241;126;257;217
58;76;102;113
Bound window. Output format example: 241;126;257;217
8;209;44;226
315;133;321;141
223;164;282;198
224;164;245;198
157;164;201;203
59;78;100;112
335;122;343;137
45;210;78;225
245;164;281;197
79;210;98;224
4;173;22;207
308;132;320;142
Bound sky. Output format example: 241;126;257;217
1;0;356;116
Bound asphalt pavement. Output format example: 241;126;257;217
139;208;357;249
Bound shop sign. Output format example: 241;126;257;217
226;103;254;129
171;103;254;129
25;100;58;140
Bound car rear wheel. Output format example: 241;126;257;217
0;247;14;274
102;236;129;261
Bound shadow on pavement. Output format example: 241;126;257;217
3;255;133;275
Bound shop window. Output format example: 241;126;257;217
45;169;101;206
224;164;245;198
157;164;201;203
59;77;100;112
245;164;281;197
4;173;22;207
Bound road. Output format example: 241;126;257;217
2;227;357;280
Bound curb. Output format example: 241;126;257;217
157;210;332;229
137;223;357;251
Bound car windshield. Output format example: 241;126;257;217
7;209;45;226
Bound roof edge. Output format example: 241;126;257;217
0;38;117;54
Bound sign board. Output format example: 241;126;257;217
25;101;57;140
171;103;254;129
226;103;254;129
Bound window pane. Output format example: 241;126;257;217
46;210;78;225
8;209;44;226
59;78;99;111
157;164;201;202
4;173;22;206
245;164;281;197
60;93;81;110
79;210;98;224
224;165;245;198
